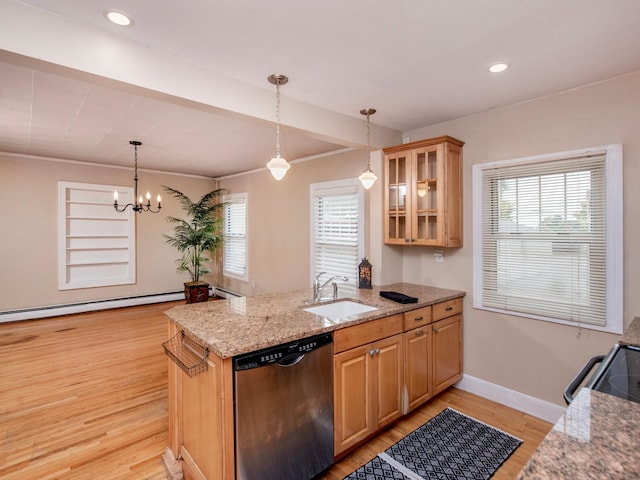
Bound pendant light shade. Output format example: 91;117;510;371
358;168;378;190
267;74;290;180
358;108;377;190
266;154;290;180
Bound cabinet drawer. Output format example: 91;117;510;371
433;298;462;321
402;306;432;331
333;315;403;354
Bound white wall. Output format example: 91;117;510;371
0;154;216;312
400;71;640;405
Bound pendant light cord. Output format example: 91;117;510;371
275;82;282;157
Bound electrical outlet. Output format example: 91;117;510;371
434;250;444;263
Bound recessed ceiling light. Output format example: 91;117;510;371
488;62;509;73
104;10;134;26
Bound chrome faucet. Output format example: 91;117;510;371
313;272;349;302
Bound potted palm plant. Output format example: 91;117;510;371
163;185;226;303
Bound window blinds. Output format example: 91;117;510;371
480;153;607;326
311;182;363;293
224;194;247;279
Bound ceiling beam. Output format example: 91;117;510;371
0;1;401;149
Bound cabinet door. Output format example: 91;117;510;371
384;150;410;245
442;141;463;247
412;145;442;245
334;344;373;454
373;334;403;429
403;326;432;413
432;314;463;395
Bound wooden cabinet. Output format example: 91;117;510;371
403;325;433;412
384;136;464;247
166;321;234;480
432;313;463;395
402;297;463;414
333;315;403;455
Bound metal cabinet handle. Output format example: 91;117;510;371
415;330;424;337
433;327;439;333
446;306;453;311
414;316;423;321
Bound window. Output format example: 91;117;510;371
58;181;136;290
223;193;248;280
310;179;364;295
473;145;623;333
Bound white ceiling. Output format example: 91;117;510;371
1;0;639;178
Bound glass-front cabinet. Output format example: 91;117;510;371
384;136;463;247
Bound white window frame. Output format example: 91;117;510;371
58;181;136;290
223;192;248;281
472;144;623;334
310;179;365;295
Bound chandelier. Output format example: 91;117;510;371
358;108;378;190
113;140;161;213
266;74;291;180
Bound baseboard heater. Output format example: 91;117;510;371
0;286;242;323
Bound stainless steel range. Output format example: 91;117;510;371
564;342;640;405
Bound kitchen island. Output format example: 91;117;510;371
162;283;465;480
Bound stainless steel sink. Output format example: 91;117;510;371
303;300;378;322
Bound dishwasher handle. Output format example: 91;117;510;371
563;354;605;405
277;353;305;367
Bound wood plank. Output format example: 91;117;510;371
321;388;552;480
0;302;182;480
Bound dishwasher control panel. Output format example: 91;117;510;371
234;332;332;371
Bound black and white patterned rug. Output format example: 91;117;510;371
343;408;523;480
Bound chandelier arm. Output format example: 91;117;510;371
114;140;161;213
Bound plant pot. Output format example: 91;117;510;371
184;281;210;303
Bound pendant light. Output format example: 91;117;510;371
266;74;290;180
113;140;161;213
358;108;378;190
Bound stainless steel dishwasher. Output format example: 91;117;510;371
233;332;333;480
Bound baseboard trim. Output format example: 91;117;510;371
455;374;565;424
0;291;185;323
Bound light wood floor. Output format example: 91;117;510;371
0;302;552;480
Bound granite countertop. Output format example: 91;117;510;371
164;282;465;358
516;387;640;479
620;316;640;346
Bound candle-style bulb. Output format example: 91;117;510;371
114;190;119;201
146;191;151;200
138;196;143;204
157;194;161;203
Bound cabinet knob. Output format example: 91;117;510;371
433;327;440;333
369;349;375;357
414;316;423;321
375;348;381;355
405;238;410;243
